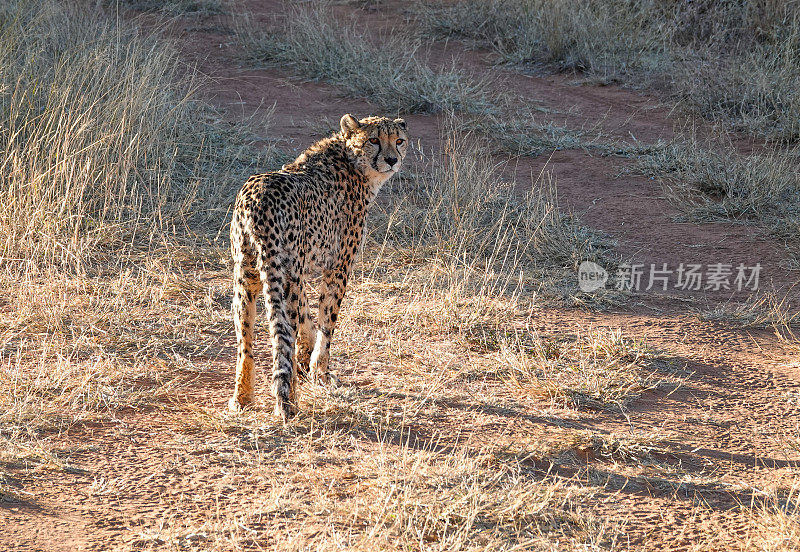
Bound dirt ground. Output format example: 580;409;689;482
3;2;800;551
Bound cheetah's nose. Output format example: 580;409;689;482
385;157;398;167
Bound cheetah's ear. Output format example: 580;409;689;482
340;114;360;137
393;118;407;130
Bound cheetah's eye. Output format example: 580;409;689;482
369;137;380;145
396;138;405;146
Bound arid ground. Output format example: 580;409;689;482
2;1;800;550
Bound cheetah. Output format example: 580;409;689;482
228;114;408;421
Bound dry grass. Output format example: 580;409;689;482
689;481;800;552
120;433;612;551
741;483;800;552
632;129;800;261
366;118;614;309
106;353;633;550
105;0;225;15
698;289;800;344
234;3;494;114
0;0;274;275
417;0;800;141
635;132;800;222
416;0;669;81
111;423;800;551
0;247;230;437
669;2;800;142
468;111;658;159
498;327;674;411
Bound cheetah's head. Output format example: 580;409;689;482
340;114;408;183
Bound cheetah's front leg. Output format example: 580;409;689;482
309;268;347;386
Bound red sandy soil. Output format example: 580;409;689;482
3;2;799;551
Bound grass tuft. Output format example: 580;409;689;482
499;327;672;411
639;137;800;220
416;0;669;81
106;0;225;15
698;288;800;344
632;129;800;261
235;4;494;114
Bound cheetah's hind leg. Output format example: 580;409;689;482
260;250;298;423
229;234;262;412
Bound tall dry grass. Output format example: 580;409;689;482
0;0;272;275
366;119;612;300
668;1;800;142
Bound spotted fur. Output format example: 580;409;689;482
228;114;408;421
